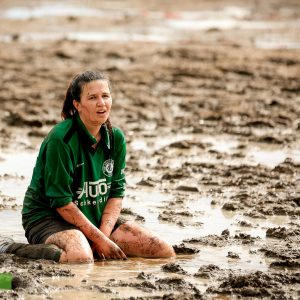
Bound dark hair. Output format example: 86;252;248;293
61;70;113;136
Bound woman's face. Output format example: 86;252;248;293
73;79;112;129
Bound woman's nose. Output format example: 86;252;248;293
96;97;105;105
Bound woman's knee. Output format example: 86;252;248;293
112;221;175;258
45;229;93;263
144;234;175;258
157;240;176;258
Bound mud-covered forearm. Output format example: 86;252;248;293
56;202;106;243
100;198;123;237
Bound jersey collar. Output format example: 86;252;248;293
75;114;111;150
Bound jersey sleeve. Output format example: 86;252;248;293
44;138;74;208
109;128;126;198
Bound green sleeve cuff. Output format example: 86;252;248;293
108;192;125;199
50;197;73;208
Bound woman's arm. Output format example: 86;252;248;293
99;197;123;237
57;202;126;259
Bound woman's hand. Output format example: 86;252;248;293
56;202;127;260
93;236;127;260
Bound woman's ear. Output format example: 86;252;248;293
73;99;79;111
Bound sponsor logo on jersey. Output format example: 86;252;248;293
102;159;114;177
74;197;107;207
76;178;110;199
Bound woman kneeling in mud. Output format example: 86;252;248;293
0;70;175;263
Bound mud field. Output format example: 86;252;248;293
0;0;300;299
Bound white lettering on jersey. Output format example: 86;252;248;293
76;178;108;199
73;197;107;207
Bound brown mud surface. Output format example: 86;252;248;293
0;0;300;299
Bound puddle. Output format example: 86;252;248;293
130;133;193;152
166;19;299;31
201;135;239;153
47;258;174;292
0;31;173;44
143;6;250;20
1;4;130;20
176;6;251;20
199;135;300;168
246;145;300;168
0;209;25;242
255;37;300;49
0;151;36;205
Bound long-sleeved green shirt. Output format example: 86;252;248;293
22;114;126;231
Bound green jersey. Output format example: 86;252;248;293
22;114;126;231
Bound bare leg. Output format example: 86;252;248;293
45;229;93;263
110;221;175;258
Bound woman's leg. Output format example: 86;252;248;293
0;237;62;262
110;221;175;258
45;229;93;263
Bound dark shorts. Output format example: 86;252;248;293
25;216;128;244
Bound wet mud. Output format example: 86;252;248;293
0;0;300;299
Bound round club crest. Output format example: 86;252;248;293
103;159;114;177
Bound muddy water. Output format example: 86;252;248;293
0;134;298;299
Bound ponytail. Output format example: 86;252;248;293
61;82;77;119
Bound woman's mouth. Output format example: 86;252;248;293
97;110;106;115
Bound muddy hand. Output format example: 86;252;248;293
94;237;127;260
